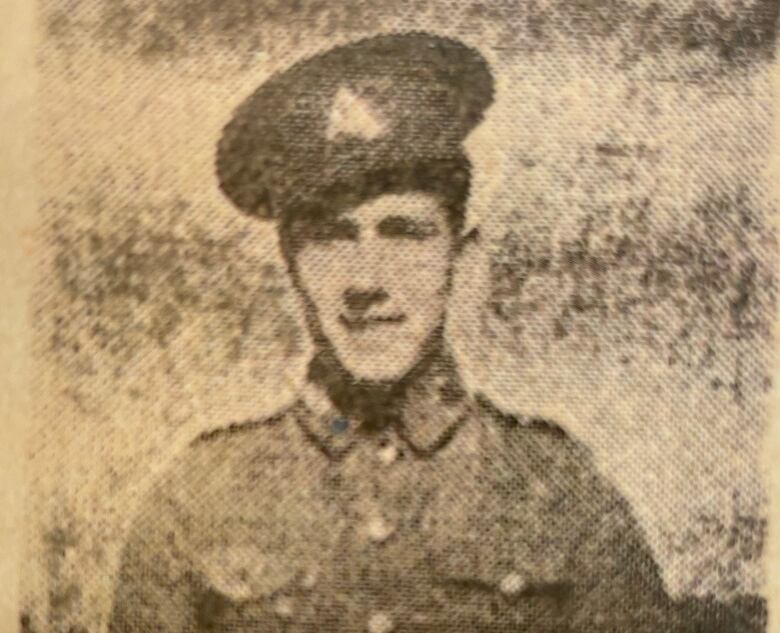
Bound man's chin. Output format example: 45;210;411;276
321;324;445;384
339;359;414;384
335;348;418;384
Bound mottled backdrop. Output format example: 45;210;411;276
25;1;778;632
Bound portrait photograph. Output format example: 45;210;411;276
1;0;778;632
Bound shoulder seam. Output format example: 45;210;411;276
525;417;569;440
475;392;570;440
192;410;288;445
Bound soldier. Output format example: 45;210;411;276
109;32;672;632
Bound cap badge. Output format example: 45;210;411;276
326;86;388;142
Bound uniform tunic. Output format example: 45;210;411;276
112;32;677;633
109;362;670;633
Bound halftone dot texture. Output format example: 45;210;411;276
26;0;777;632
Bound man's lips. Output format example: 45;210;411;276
339;313;407;332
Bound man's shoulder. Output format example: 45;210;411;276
473;392;589;455
191;407;292;447
148;406;303;508
471;392;605;498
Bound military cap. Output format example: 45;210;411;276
216;31;494;219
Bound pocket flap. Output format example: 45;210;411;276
195;544;300;602
431;538;572;602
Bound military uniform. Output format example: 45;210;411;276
109;33;673;632
109;352;671;633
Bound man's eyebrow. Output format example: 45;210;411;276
377;215;441;238
291;214;359;241
320;215;357;227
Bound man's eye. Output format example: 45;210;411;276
377;216;441;240
302;219;359;242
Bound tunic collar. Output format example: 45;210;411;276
294;348;472;459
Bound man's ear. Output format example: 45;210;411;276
455;226;479;255
278;229;311;302
463;226;479;244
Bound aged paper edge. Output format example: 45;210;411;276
766;36;780;633
0;0;36;631
0;2;778;632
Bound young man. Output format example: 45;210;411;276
109;32;671;632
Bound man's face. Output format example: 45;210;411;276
289;192;456;382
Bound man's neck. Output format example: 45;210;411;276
306;334;455;433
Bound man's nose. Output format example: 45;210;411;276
343;287;389;313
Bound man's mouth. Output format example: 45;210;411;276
339;313;407;332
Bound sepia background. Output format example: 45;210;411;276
22;1;779;631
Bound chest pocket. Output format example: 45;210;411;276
194;544;304;602
423;459;577;631
192;543;336;633
423;449;575;620
428;541;575;632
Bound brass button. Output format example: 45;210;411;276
300;568;318;589
366;516;395;543
376;443;399;465
499;571;527;596
273;596;294;619
368;611;394;633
